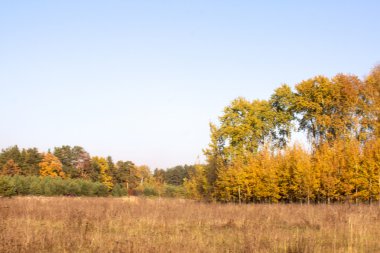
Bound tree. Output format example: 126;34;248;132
183;164;210;200
1;159;21;176
361;139;380;204
135;165;152;185
163;165;192;185
282;144;318;204
21;148;42;176
330;74;363;140
313;143;340;204
204;97;288;170
214;159;251;203
114;160;135;186
294;74;366;146
53;145;74;176
153;168;165;184
294;76;339;146
269;84;296;148
363;65;380;139
54;146;92;178
91;156;113;190
39;153;65;178
74;148;92;179
248;148;280;203
192;65;380;203
0;146;22;170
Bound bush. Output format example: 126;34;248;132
0;175;128;197
92;182;109;197
164;184;186;198
112;184;127;197
135;183;160;197
13;175;30;195
29;177;43;195
65;180;81;196
0;176;16;197
80;180;94;196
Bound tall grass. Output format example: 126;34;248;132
0;197;379;252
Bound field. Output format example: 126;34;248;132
0;197;379;253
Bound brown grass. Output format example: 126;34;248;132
0;197;379;253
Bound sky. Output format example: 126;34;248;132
1;1;379;169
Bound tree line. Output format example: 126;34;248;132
0;145;194;197
1;65;379;203
184;65;380;204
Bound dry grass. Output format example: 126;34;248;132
0;197;379;253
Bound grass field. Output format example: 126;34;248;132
0;197;379;253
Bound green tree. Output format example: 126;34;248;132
113;160;135;187
164;165;192;185
21;148;42;176
269;84;296;148
0;146;22;170
54;146;92;178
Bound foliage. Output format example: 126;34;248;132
194;64;380;203
154;165;194;186
1;65;380;203
91;156;114;190
39;153;65;178
1;159;21;176
0;175;116;197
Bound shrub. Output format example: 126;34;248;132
13;175;30;195
164;184;186;198
0;175;121;197
92;182;109;196
112;184;127;197
0;176;16;197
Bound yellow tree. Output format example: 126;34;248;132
330;74;363;140
340;139;362;203
204;96;293;202
276;151;292;202
92;156;113;190
294;76;334;146
280;146;302;203
287;144;317;204
184;164;209;200
363;64;380;139
294;74;363;146
1;159;21;175
253;148;280;203
361;139;380;204
39;153;65;178
214;159;254;203
214;148;280;203
313;143;340;204
298;148;317;205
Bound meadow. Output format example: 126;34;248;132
0;197;379;253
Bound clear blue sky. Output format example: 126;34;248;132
1;1;379;169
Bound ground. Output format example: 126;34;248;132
0;197;379;252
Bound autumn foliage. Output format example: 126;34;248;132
186;65;380;204
39;153;65;178
2;159;21;176
1;65;380;203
